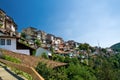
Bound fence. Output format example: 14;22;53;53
0;59;44;80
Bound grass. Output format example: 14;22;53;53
1;54;33;80
3;55;21;63
12;68;33;80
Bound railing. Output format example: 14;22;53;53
0;59;44;80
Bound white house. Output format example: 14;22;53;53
0;35;33;55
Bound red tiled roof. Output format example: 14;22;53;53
56;50;69;54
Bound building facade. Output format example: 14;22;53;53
0;35;31;55
0;9;17;36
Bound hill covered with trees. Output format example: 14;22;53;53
36;48;120;80
111;42;120;52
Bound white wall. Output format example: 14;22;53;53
13;50;30;55
0;38;16;50
0;38;30;55
55;39;61;45
11;25;15;32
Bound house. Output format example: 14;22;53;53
37;30;42;40
55;37;64;45
35;47;52;57
21;27;40;47
55;49;74;58
67;40;76;49
46;34;55;44
0;35;35;55
106;48;113;52
75;42;80;48
41;30;47;44
22;27;37;37
21;27;48;47
5;16;17;36
22;27;47;43
16;41;35;55
0;9;6;29
0;9;17;36
64;42;70;51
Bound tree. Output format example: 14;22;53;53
36;62;52;80
36;62;68;80
66;63;97;80
50;46;54;53
21;32;26;39
51;54;65;62
41;52;48;59
35;39;41;47
79;43;90;51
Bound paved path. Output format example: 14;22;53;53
0;63;26;80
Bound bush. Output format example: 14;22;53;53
32;50;36;56
41;52;48;59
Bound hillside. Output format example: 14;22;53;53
0;48;67;68
110;42;120;52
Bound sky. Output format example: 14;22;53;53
0;0;120;48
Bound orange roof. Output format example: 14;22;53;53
56;50;69;54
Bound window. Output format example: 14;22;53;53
0;15;3;21
0;39;5;45
7;39;11;45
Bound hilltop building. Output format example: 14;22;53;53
0;9;17;36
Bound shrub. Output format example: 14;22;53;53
41;52;48;59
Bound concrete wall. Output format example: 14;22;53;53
13;50;30;55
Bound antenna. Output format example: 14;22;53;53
97;40;100;48
97;40;101;54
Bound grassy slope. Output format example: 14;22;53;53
0;48;67;68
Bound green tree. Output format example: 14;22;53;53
36;62;68;80
50;46;54;53
36;62;52;80
35;39;41;47
21;32;26;39
51;54;65;62
79;43;90;51
41;52;48;59
66;63;97;80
